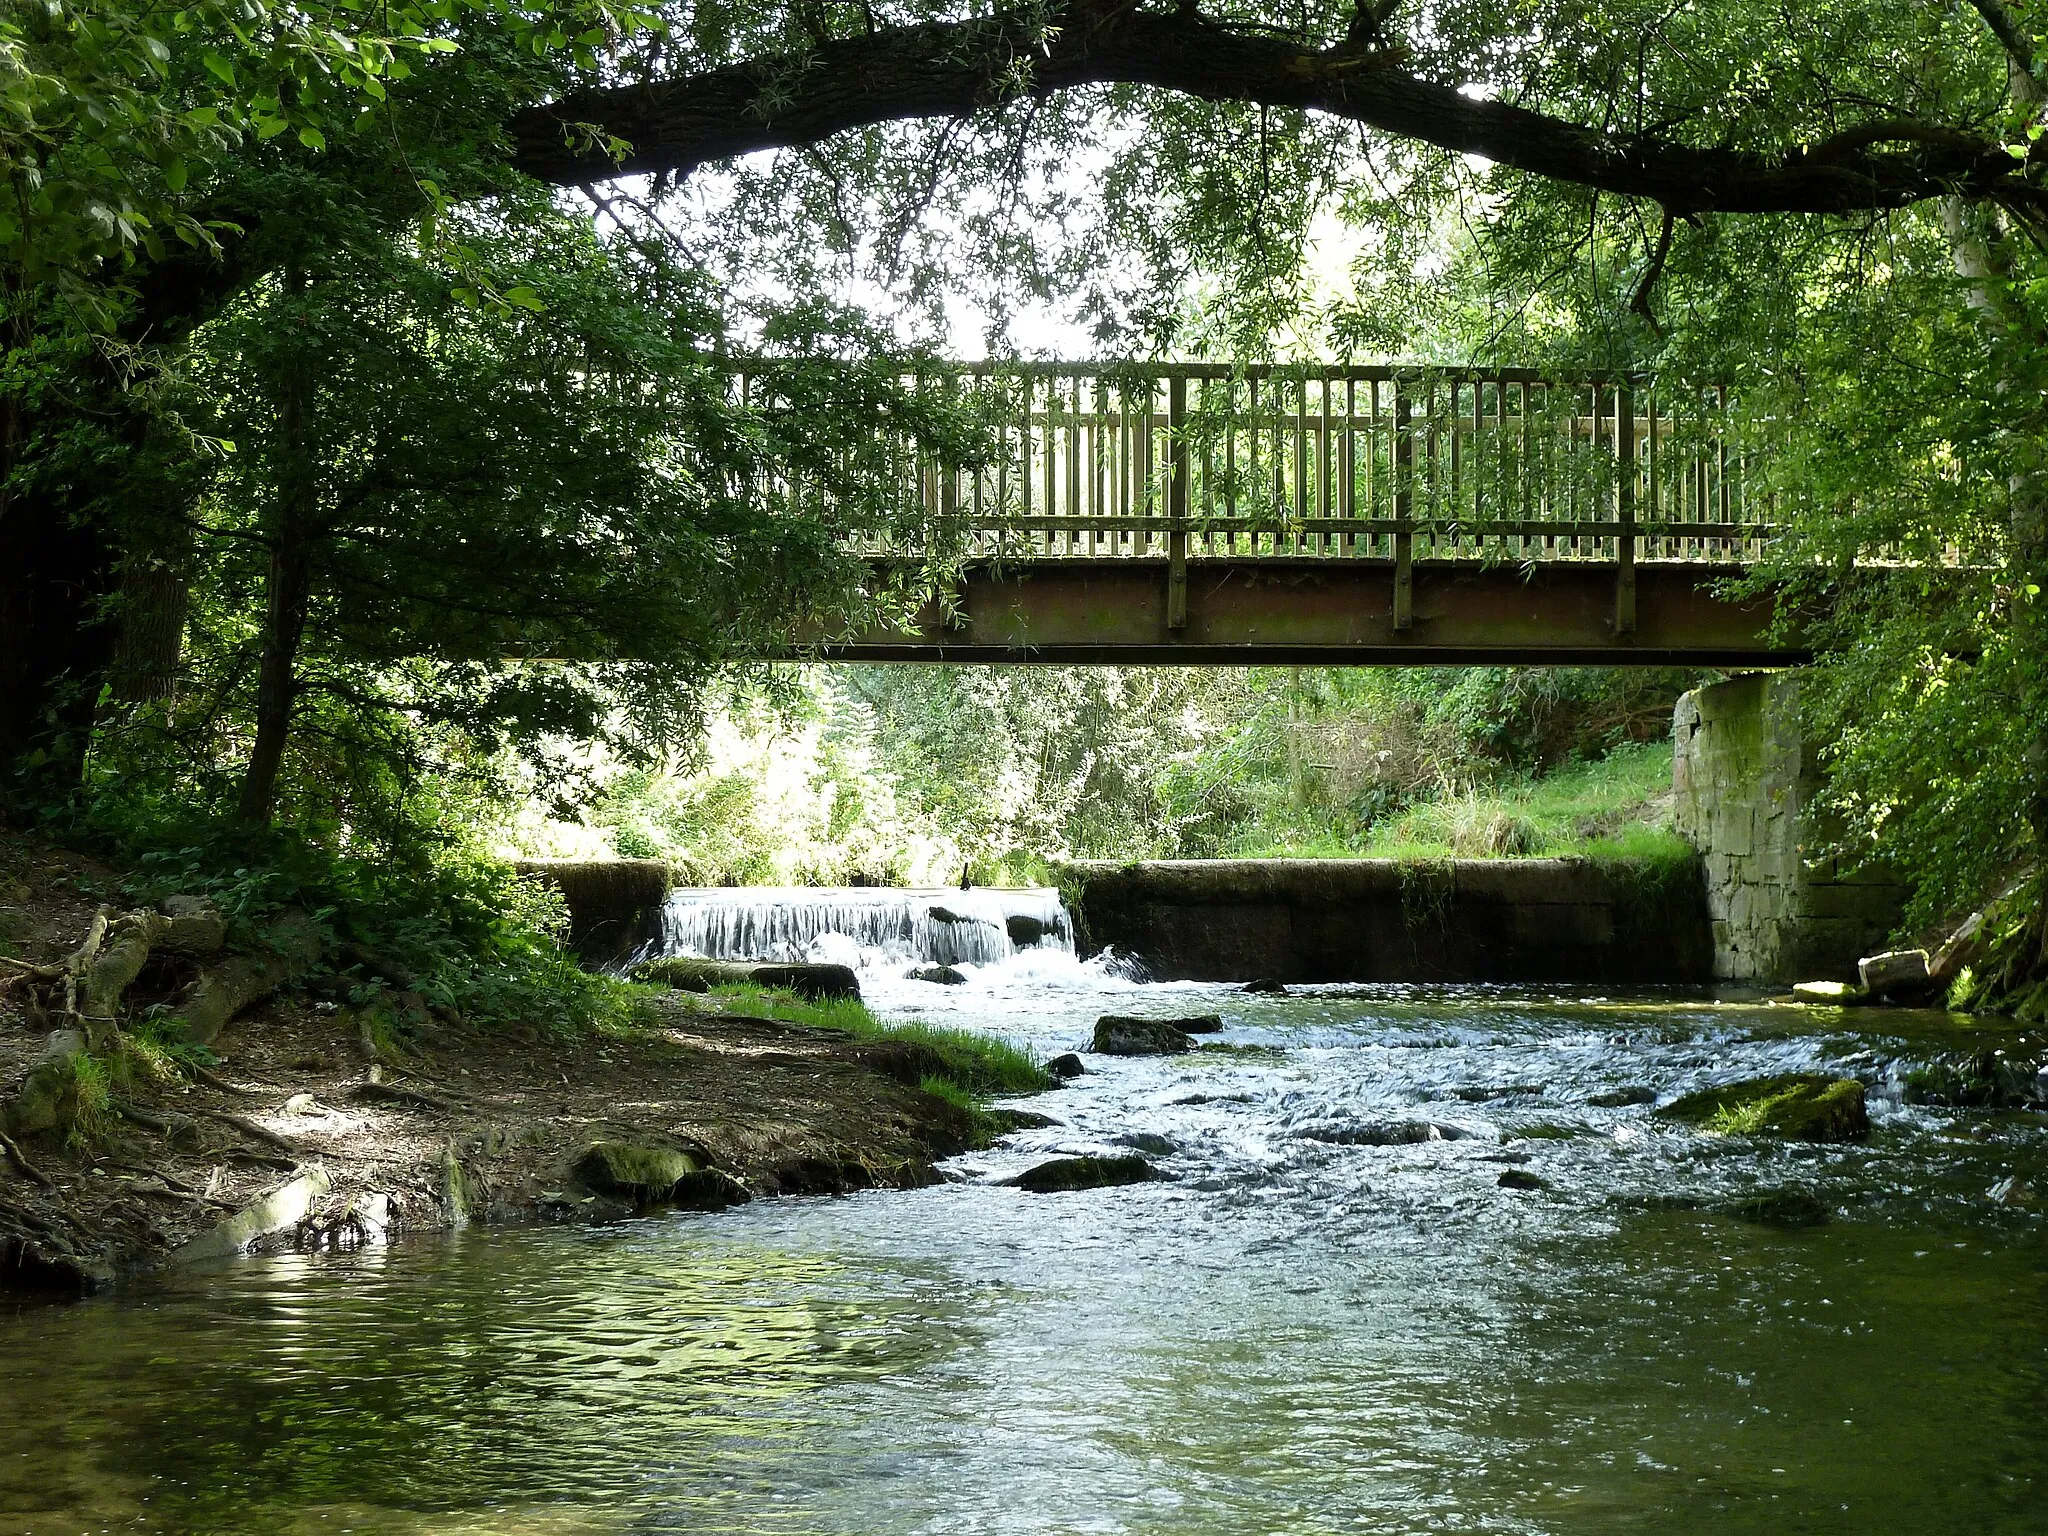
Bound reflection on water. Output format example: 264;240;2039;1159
0;976;2043;1535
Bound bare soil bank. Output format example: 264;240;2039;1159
0;836;972;1296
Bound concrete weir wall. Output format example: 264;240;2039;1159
1062;858;1712;984
1672;674;1907;983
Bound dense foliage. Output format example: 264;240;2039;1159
5;0;2047;1021
566;664;1701;883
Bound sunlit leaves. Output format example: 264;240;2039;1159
1;0;665;332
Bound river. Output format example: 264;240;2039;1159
1;946;2043;1534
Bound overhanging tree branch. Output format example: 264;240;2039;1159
512;2;2043;220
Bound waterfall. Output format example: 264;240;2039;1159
650;886;1074;968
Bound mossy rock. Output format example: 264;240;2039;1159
1092;1016;1193;1055
1726;1189;1831;1227
1588;1086;1658;1108
573;1139;700;1200
1657;1074;1869;1142
1004;1154;1160;1193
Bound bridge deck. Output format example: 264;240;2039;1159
747;362;1803;662
820;558;1794;666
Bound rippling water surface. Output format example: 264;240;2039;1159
2;959;2044;1535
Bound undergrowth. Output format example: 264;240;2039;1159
1229;741;1684;861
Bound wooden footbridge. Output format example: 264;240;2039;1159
785;363;1797;666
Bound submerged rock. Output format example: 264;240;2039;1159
1726;1189;1831;1227
1241;978;1288;995
1496;1169;1549;1191
1045;1052;1086;1079
1791;979;1868;1006
1657;1074;1870;1142
1298;1120;1472;1146
1588;1086;1659;1108
1903;1049;2045;1108
1114;1131;1179;1156
1170;1014;1226;1034
1454;1083;1545;1102
1004;1154;1161;1193
982;1109;1062;1135
1092;1016;1194;1055
909;964;968;985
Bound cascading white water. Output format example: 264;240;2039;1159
652;886;1074;968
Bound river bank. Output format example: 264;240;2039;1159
1;834;987;1293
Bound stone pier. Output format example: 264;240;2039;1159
1672;673;1907;982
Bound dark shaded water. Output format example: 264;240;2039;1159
2;972;2043;1535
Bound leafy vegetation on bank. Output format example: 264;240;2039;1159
673;984;1052;1100
551;668;1702;883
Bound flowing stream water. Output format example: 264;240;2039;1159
2;894;2045;1535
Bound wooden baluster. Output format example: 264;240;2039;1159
1394;376;1414;631
1616;381;1636;635
1294;375;1308;555
1168;373;1189;629
1341;378;1356;556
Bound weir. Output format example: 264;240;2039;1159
653;886;1073;968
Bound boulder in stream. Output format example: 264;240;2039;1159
1114;1131;1179;1156
1298;1120;1473;1146
1857;948;1934;1002
982;1109;1062;1135
574;1139;751;1209
1006;913;1049;947
910;964;969;985
1004;1154;1161;1193
1657;1074;1870;1142
1496;1168;1550;1191
1045;1053;1085;1079
1241;978;1288;995
1091;1016;1195;1055
1726;1189;1832;1227
1587;1086;1658;1108
1791;979;1867;1006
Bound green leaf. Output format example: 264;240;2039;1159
504;285;545;311
298;124;326;150
163;156;187;192
201;51;236;86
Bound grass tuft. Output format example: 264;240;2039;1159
671;982;1053;1099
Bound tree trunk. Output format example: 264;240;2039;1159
0;489;116;805
110;555;190;705
237;274;318;825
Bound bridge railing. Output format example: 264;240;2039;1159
736;361;1766;633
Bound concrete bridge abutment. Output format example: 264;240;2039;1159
1672;673;1907;983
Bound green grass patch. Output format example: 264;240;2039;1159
1231;741;1686;862
672;982;1053;1099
